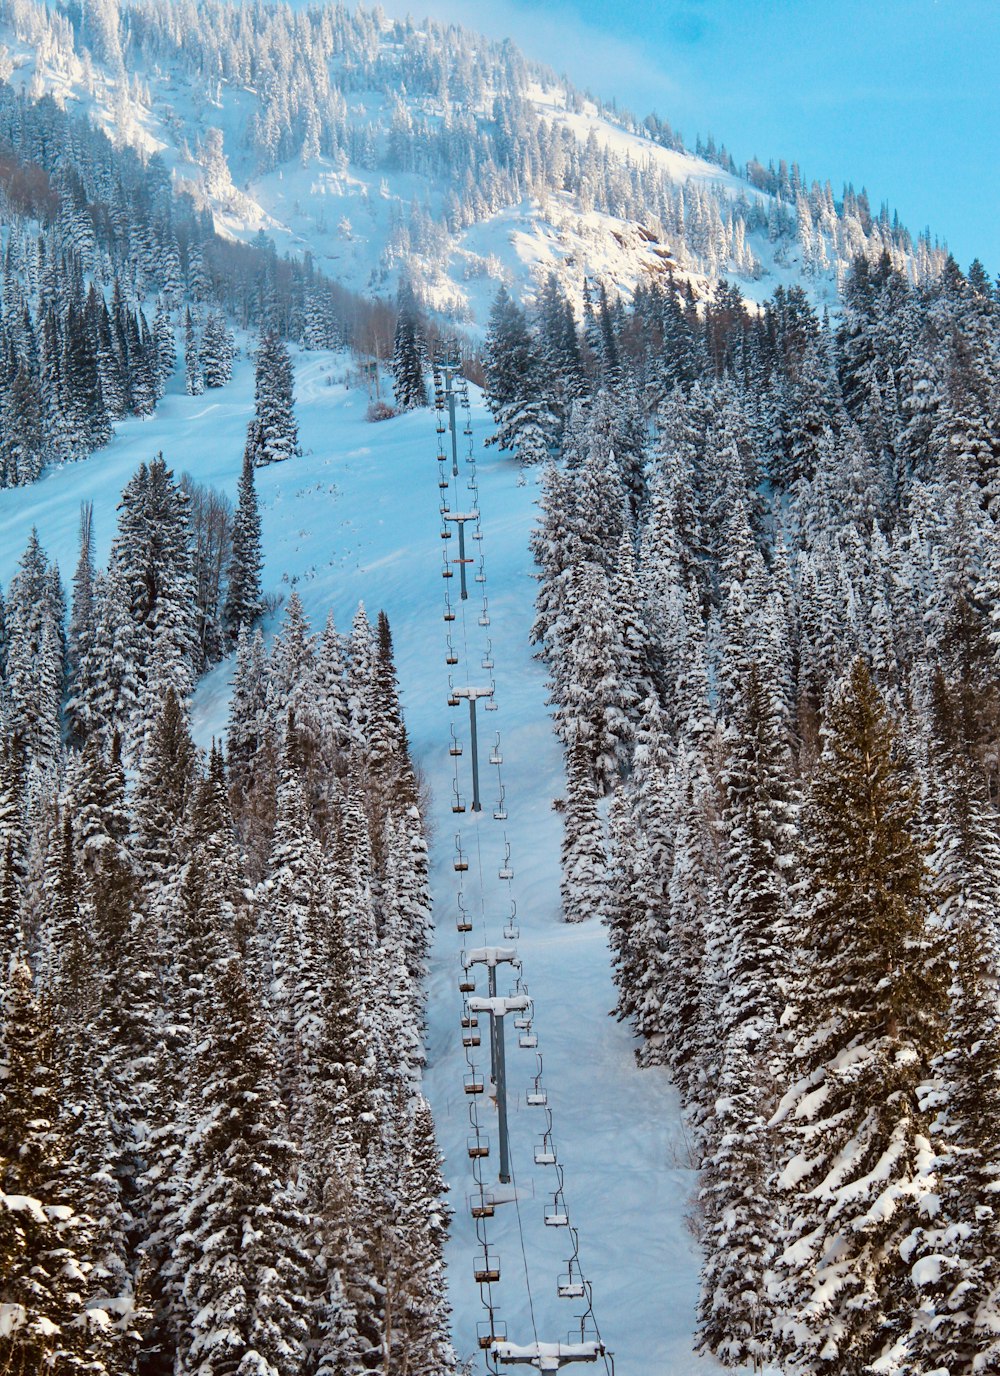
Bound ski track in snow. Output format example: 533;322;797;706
0;348;744;1375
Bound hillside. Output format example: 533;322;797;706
0;348;717;1374
1;4;998;1376
0;0;946;331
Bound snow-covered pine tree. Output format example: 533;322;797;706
772;659;949;1374
390;279;428;410
223;444;264;643
559;736;606;923
172;955;312;1376
483;285;556;463
698;661;797;1372
183;305;203;396
251;332;298;465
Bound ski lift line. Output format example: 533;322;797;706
431;356;610;1374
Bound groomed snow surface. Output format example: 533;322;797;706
0;350;742;1375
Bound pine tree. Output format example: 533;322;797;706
698;663;796;1372
559;737;606;923
483;286;556;463
390;280;427;410
223;445;264;643
773;659;949;1374
171;956;312;1376
0;956;109;1373
184;306;203;396
251;333;298;465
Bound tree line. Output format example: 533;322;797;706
517;250;1000;1374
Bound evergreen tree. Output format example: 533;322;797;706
390;280;427;410
223;445;264;642
251;333;298;466
559;737;606;923
773;660;949;1374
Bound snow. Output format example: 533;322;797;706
0;348;741;1375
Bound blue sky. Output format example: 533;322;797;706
380;0;1000;276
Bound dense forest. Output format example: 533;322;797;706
0;427;455;1373
508;253;1000;1373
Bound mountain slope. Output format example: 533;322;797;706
0;347;728;1374
0;0;945;333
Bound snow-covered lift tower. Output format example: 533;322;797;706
443;509;479;599
463;945;520;1077
441;362;461;476
451;684;495;811
468;991;529;1184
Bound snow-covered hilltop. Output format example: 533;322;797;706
0;0;946;327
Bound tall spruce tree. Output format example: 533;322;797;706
772;659;949;1374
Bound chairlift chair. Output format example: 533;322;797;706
474;1254;500;1284
477;1319;507;1351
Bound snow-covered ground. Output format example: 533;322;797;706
0;352;736;1375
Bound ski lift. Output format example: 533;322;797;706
534;1141;557;1166
461;1014;479;1028
489;735;503;766
504;899;518;939
459;976;476;994
454;852;468;872
545;1204;570;1228
443;609;456;623
440;527;452;539
449;731;463;757
558;1268;587;1300
482;639;494;669
519;1031;538;1049
468;1133;490;1159
446;648;458;665
465;1072;485;1095
477;1319;507;1351
499;841;513;881
526;1089;548;1107
442;566;454;579
457;916;473;933
463;1030;481;1048
474;1253;501;1284
447;691;460;706
470;1194;495;1220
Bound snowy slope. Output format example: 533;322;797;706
0;353;738;1375
0;1;847;328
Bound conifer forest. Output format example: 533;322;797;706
0;1;997;1374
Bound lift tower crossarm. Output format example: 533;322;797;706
490;1341;606;1371
468;995;531;1017
463;946;519;970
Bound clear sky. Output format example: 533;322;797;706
378;0;1000;277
